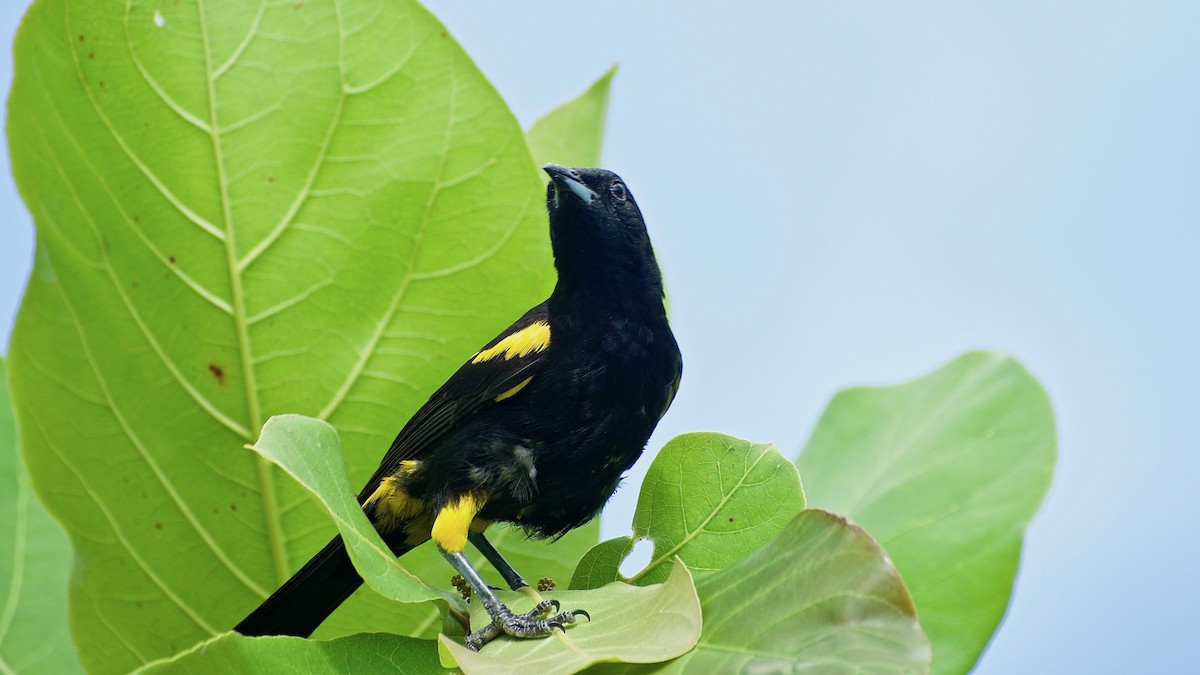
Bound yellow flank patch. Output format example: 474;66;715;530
364;475;425;533
471;321;551;364
362;476;396;510
494;376;534;402
431;492;487;553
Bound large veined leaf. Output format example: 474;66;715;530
796;352;1056;674
571;432;804;590
4;0;598;670
0;357;81;674
134;632;442;674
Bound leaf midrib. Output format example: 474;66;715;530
196;0;285;583
30;7;270;604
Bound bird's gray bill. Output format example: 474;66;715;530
544;164;598;204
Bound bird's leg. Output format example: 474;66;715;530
440;549;589;651
468;531;528;590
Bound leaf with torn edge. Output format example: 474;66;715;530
571;432;804;590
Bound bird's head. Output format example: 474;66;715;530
543;164;662;302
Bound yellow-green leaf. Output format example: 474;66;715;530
527;66;616;168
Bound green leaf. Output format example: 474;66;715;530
526;66;616;168
248;414;441;604
441;561;701;675
796;352;1056;674
134;632;443;674
0;357;82;674
571;432;804;590
605;510;931;674
8;0;560;670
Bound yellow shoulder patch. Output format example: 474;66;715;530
431;492;487;553
471;321;551;364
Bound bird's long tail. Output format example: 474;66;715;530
235;535;408;638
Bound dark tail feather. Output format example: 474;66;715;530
235;536;363;638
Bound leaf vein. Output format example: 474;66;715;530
212;0;267;79
68;10;224;241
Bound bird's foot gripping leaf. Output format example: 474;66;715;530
442;548;589;650
464;599;590;651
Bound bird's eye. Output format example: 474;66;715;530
610;181;627;201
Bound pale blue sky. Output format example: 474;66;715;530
3;2;1198;672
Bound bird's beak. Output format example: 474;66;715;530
543;164;598;205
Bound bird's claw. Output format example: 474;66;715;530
463;599;589;651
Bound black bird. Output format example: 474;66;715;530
235;165;682;650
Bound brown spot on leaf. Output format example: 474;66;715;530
229;503;237;511
728;517;734;523
266;175;276;183
99;81;105;88
155;522;163;530
132;214;140;222
131;280;138;288
136;601;143;609
88;52;94;60
208;363;225;385
168;255;176;264
440;30;447;38
78;34;85;42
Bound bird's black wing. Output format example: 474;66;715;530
355;302;551;503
